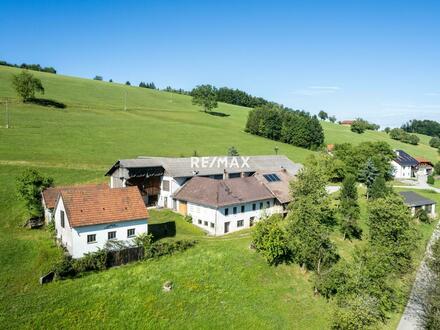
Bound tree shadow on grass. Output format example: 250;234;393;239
202;111;230;117
27;98;66;109
148;221;176;241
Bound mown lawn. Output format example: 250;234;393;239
0;65;438;328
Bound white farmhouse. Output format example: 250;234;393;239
172;175;284;235
391;150;419;179
53;186;148;258
105;155;301;209
42;184;109;224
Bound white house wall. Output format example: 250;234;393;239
187;199;277;236
158;176;187;208
71;219;148;259
54;197;74;255
392;161;413;179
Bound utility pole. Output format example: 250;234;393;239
5;99;9;129
124;90;127;111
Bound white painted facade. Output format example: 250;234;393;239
157;175;187;208
185;198;277;235
391;160;415;179
54;197;148;258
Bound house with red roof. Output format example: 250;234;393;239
53;186;148;258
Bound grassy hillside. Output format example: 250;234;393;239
0;65;438;329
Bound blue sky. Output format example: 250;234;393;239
1;0;439;127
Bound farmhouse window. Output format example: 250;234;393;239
233;207;237;214
108;231;116;240
252;203;256;211
87;234;96;243
210;223;214;228
237;220;244;227
127;228;135;238
60;210;65;228
266;201;270;208
224;208;229;216
241;205;245;213
259;202;263;209
204;221;208;226
198;219;202;224
162;180;170;192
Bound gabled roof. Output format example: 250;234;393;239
399;191;435;207
42;184;109;209
253;169;294;204
172;176;275;208
105;155;302;178
58;186;148;228
394;150;419;167
415;157;434;166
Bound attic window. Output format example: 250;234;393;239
263;174;280;182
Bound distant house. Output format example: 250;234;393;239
172;176;279;235
399;191;436;218
340;120;354;126
391;150;419;179
415;157;434;176
53;186;148;258
42;184;109;224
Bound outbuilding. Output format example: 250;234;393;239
399;191;436;218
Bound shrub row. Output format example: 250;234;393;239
53;238;198;279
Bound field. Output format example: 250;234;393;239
0;65;438;328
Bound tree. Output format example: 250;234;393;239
434;162;440;175
430;137;440;149
16;169;53;217
358;158;380;199
125;81;131;86
350;120;366;134
389;128;405;140
139;81;147;88
251;215;290;265
318;110;328;121
287;159;339;280
339;174;362;240
191;84;218;112
93;75;103;81
109;79;113;83
368;194;418;273
402;119;440;137
415;208;430;223
428;174;435;185
384;127;391;134
12;70;45;102
227;146;239;156
368;175;391;199
329;115;337;123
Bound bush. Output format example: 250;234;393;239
145;239;197;259
184;215;193;223
72;249;108;273
53;255;76;278
428;175;435;185
415;208;431;224
252;215;290;265
16;169;53;217
430;137;440;148
435;162;440;175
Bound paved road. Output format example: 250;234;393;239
397;221;440;329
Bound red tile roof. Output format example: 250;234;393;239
415;157;433;166
42;184;109;209
59;186;148;228
340;120;354;125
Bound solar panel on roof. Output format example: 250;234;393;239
263;173;281;182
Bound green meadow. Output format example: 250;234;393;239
0;65;438;328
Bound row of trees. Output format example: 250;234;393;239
245;105;324;149
0;60;56;74
402;119;440;137
93;76;157;90
252;154;419;328
389;128;420;145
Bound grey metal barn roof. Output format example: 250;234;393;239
399;191;435;207
106;155;302;178
394;150;419;167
